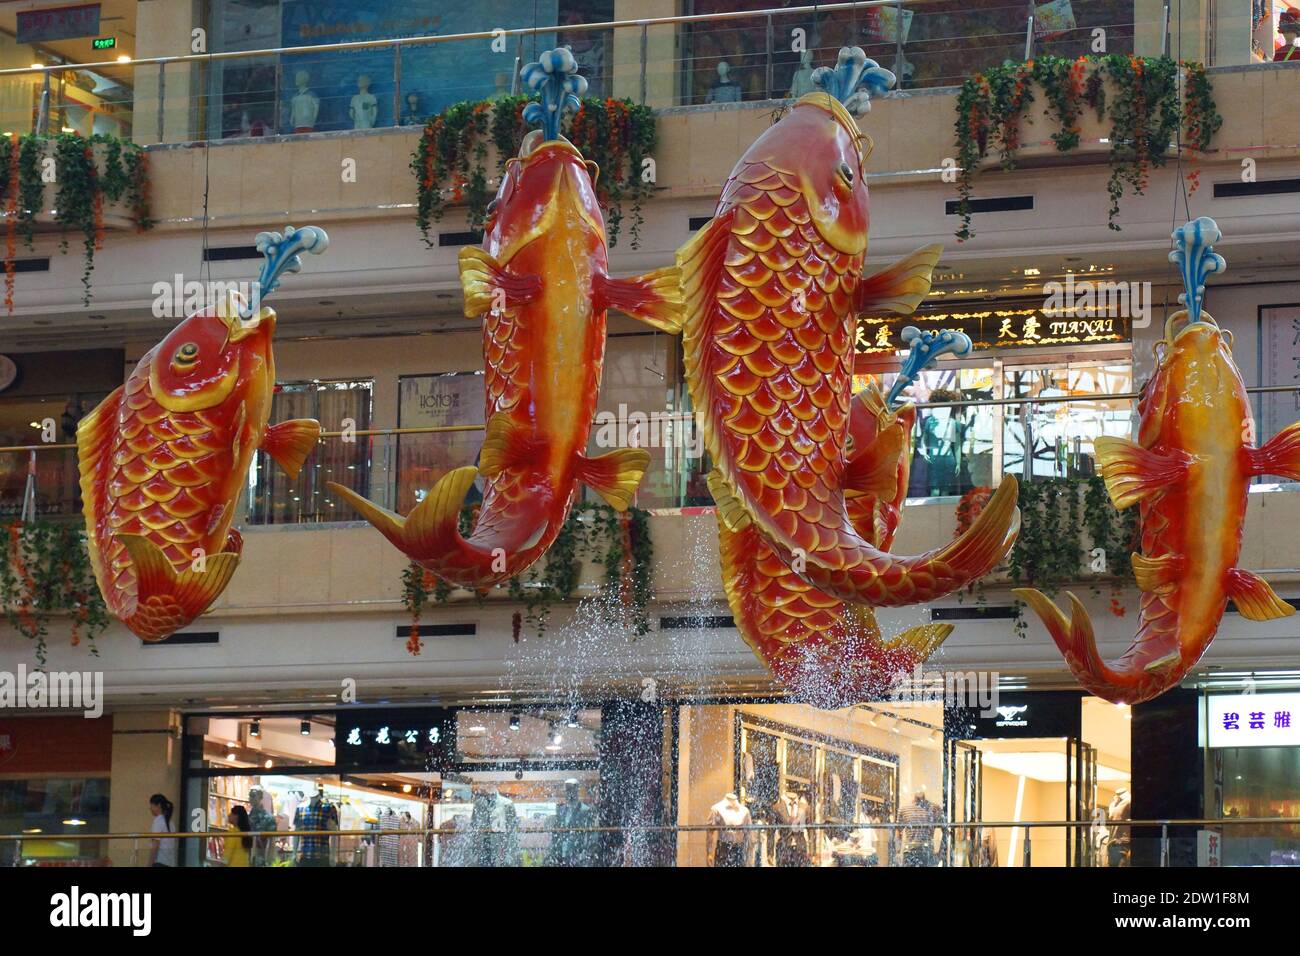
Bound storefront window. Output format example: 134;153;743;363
245;379;373;524
0;777;111;866
395;372;484;517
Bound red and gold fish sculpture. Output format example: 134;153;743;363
330;50;681;588
679;48;1019;608
720;380;956;708
1016;218;1299;704
78;226;329;640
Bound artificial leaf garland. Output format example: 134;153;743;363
953;55;1221;240
0;522;108;666
0;132;154;313
412;95;656;248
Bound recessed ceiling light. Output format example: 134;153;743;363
318;299;335;305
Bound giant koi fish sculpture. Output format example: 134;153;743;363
720;329;972;707
78;226;329;640
331;50;680;588
679;47;1020;609
1015;218;1300;704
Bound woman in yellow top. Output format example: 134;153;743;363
224;806;252;867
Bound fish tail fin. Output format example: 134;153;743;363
883;622;954;659
458;247;541;318
595;268;684;334
1012;588;1116;690
327;467;478;560
117;533;240;641
1249;420;1300;481
575;447;651;512
917;474;1021;588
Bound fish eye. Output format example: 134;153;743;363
172;342;200;370
837;161;855;186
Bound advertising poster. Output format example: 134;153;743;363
396;372;486;515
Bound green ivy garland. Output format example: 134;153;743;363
401;501;654;651
0;522;108;666
953;55;1222;240
411;95;657;248
0;132;153;311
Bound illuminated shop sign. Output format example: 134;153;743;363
17;4;101;44
855;308;1132;354
1207;693;1300;749
336;708;457;771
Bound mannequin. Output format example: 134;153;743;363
350;74;378;130
398;810;419;867
788;49;816;98
1276;9;1299;61
1090;805;1110;867
771;789;811;867
706;61;742;104
293;787;338;866
247;787;277;866
378;806;401;867
549;780;596;866
470;786;520;866
707;792;754;867
899;791;940;867
1107;788;1132;868
290;70;319;133
400;92;423;127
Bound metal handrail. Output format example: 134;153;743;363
5;385;1298;455
0;816;1291;841
0;1;911;78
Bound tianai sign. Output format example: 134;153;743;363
856;307;1131;354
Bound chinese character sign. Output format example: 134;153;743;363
1207;693;1300;748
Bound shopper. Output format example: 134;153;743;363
148;794;178;867
224;806;252;867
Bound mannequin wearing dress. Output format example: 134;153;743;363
788;50;816;98
1107;788;1132;867
707;792;753;867
706;61;742;104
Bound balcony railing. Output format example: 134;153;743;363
0;817;1292;868
6;385;1300;525
0;1;1276;147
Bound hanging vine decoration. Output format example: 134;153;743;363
952;55;1221;240
998;476;1139;635
412;95;657;248
0;522;108;666
400;501;654;652
0;133;153;313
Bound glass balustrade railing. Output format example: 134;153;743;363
0;2;1275;149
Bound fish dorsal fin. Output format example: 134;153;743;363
677;211;736;336
76;385;124;604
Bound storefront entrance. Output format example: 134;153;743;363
944;693;1131;867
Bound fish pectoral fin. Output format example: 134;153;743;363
118;533;240;614
1093;436;1189;509
844;426;903;500
575;447;651;512
458;247;541;318
706;469;753;532
261;419;321;480
853;244;943;316
677;210;736;333
595;268;684;334
479;413;543;480
882;623;954;658
1249;420;1300;481
1226;568;1295;622
1131;552;1184;593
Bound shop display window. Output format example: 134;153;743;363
0;777;110;866
1217;747;1300;866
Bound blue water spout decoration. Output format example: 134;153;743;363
521;47;588;141
811;46;895;115
1169;216;1226;323
253;225;330;299
885;326;973;409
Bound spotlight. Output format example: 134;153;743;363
264;760;273;769
515;768;524;780
565;712;579;729
250;719;260;738
549;724;563;747
300;719;311;736
509;712;521;732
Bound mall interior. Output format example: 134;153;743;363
0;0;1298;868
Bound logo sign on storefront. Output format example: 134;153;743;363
0;725;15;766
336;708;457;771
1207;692;1300;748
856;308;1132;355
17;4;101;44
947;691;1083;740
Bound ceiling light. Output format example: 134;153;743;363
117;54;132;64
509;712;520;731
63;819;87;826
22;828;43;834
30;63;43;71
300;720;311;736
250;719;260;737
402;784;412;793
565;713;580;728
226;752;236;761
61;126;76;133
264;759;273;769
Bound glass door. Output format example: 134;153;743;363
1066;737;1098;867
945;739;982;866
